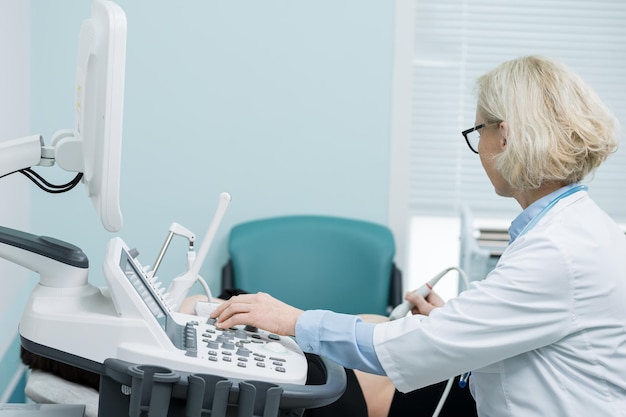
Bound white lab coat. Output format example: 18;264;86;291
374;192;626;416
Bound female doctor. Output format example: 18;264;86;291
211;56;626;416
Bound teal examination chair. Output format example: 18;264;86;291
221;215;403;316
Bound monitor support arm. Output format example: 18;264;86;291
0;133;89;287
0;130;84;178
0;135;52;177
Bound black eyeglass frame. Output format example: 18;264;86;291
461;124;485;154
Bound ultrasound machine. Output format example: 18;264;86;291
0;2;345;416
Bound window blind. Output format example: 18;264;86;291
409;0;626;223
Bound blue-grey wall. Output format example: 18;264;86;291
30;1;396;290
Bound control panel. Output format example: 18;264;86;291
105;237;309;384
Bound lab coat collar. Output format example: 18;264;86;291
508;183;582;244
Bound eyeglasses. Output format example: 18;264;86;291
461;123;485;154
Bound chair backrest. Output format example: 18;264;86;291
222;215;400;315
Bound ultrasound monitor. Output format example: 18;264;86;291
71;0;127;232
0;0;127;233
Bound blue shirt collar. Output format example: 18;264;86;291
508;183;581;243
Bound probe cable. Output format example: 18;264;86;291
411;266;471;417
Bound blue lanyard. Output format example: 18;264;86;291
515;184;587;242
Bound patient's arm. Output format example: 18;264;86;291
178;294;210;315
179;294;227;315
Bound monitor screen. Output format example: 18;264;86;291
119;248;168;330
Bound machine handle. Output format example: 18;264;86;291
0;226;88;268
0;226;89;287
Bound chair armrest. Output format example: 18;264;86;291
388;263;403;311
220;260;234;292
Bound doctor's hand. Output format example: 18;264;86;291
210;292;304;336
406;289;444;316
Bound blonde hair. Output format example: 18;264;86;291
476;56;619;190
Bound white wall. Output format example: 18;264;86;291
0;0;35;402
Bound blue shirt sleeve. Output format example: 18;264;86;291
294;310;386;375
